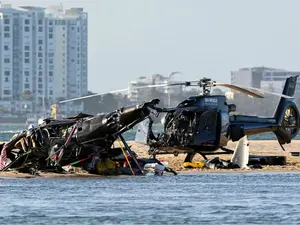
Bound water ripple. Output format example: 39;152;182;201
1;173;300;224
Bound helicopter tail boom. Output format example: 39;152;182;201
229;76;300;144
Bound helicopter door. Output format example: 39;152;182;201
191;109;219;146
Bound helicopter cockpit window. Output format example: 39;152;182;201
198;110;217;132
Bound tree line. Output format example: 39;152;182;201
81;88;300;117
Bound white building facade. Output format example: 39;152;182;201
0;4;88;114
231;67;300;97
128;74;183;106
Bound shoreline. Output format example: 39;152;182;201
2;168;300;179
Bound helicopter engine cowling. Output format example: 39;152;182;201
164;110;196;146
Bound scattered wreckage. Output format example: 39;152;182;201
181;136;286;170
0;99;177;176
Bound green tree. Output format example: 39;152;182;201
82;91;102;115
102;93;118;112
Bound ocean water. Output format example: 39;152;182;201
1;124;300;142
1;172;300;224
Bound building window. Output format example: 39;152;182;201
24;19;30;25
25;78;29;82
4;58;10;63
24;58;30;63
49;71;53;76
5;77;9;82
49;59;53;64
38;40;43;45
24;26;30;32
24;52;30;57
49;90;53;95
4;19;9;24
4;33;10;38
4;71;10;76
39;71;43;76
49;20;53;25
38;52;43;57
24;83;30;89
24;71;30;76
4;45;9;50
38;84;43;89
24;46;30;51
4;26;10;32
38;77;43;82
38;26;43;32
38;19;43;25
49;34;53;39
39;58;43;63
49;27;53;32
3;90;10;95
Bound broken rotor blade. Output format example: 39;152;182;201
59;88;130;103
214;83;265;98
59;83;169;103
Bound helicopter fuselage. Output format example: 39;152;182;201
148;91;299;157
159;95;230;153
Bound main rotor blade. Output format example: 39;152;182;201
242;86;294;99
214;83;265;98
215;83;294;99
168;81;199;87
59;83;169;103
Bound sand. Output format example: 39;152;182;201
1;140;300;178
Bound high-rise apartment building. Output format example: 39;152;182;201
0;4;88;114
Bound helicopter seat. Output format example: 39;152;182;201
229;115;277;124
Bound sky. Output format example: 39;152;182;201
8;0;300;94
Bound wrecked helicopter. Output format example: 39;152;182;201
133;76;300;165
0;98;177;176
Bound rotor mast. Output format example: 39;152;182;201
197;77;215;96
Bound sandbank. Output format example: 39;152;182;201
1;140;300;178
